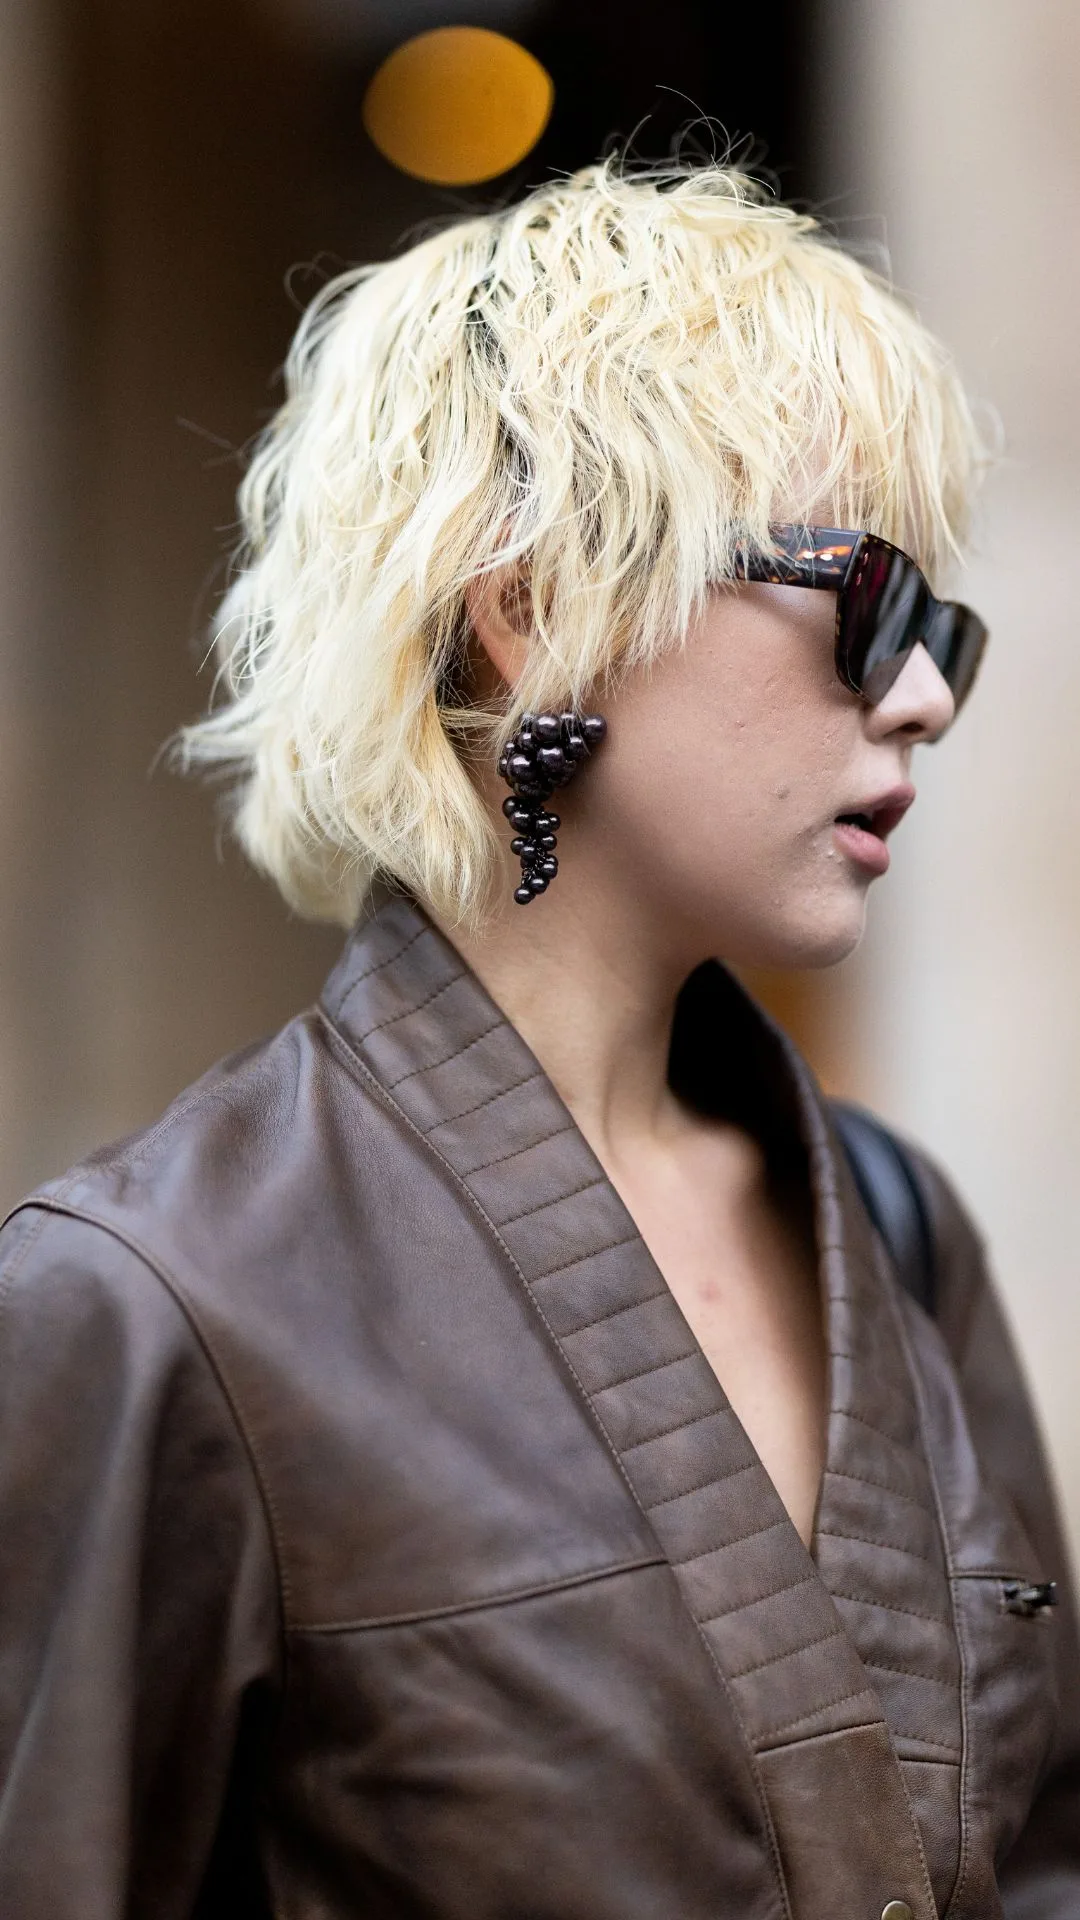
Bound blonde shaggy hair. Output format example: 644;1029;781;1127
179;159;985;928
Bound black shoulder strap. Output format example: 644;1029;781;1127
829;1099;938;1316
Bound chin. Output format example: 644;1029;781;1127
798;922;867;970
716;895;868;974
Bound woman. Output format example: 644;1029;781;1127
0;162;1076;1920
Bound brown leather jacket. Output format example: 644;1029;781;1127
1;886;1077;1920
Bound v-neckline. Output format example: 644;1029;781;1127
321;883;960;1772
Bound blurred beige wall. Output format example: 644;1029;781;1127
0;0;89;1197
0;0;416;1207
819;0;1080;1562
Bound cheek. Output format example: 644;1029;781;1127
587;658;862;930
602;685;842;850
641;589;843;773
592;713;825;905
588;588;858;876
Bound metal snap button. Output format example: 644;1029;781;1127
881;1904;915;1920
1002;1579;1057;1617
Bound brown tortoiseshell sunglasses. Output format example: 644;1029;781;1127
738;526;988;719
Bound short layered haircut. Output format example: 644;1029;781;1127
179;160;986;926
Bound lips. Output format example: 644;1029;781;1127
835;785;915;842
833;785;915;876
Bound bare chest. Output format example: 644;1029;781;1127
611;1153;827;1548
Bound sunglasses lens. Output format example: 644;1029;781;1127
840;539;930;704
925;603;988;714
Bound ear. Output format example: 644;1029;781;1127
463;565;533;692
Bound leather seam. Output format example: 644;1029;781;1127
753;1678;879;1746
883;1253;971;1918
385;1016;506;1088
622;1400;728;1453
592;1344;700;1397
293;1554;669;1634
828;1585;953;1629
755;1716;890;1756
424;1067;544;1131
823;1464;937;1516
495;1172;608;1231
646;1456;757;1514
330;921;432;1017
671;1516;787;1568
862;1654;960;1691
831;1405;923;1452
460;1121;576;1178
558;1285;671;1339
529;1230;641;1288
0;1176;84;1315
353;966;468;1041
728;1625;847;1684
952;1566;1033;1581
15;1197;293;1642
831;1364;926;1424
698;1570;818;1627
881;1731;962;1757
815;1526;943;1572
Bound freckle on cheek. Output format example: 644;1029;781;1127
775;784;790;800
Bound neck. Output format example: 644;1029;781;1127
434;835;699;1169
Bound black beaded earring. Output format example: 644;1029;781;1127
497;710;607;904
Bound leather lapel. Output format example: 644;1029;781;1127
779;1040;963;1910
321;889;946;1916
787;1043;963;1768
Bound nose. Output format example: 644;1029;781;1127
866;640;955;745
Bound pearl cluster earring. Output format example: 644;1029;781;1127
497;710;607;904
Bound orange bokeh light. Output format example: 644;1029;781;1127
363;27;554;186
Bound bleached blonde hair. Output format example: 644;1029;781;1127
179;158;986;927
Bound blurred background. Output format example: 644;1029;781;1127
2;0;1078;1559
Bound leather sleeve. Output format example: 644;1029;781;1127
0;1203;282;1920
911;1150;1080;1918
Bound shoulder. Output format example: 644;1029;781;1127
17;1008;339;1232
0;999;454;1410
0;1007;389;1530
4;1004;404;1302
0;1173;283;1775
0;1171;277;1585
